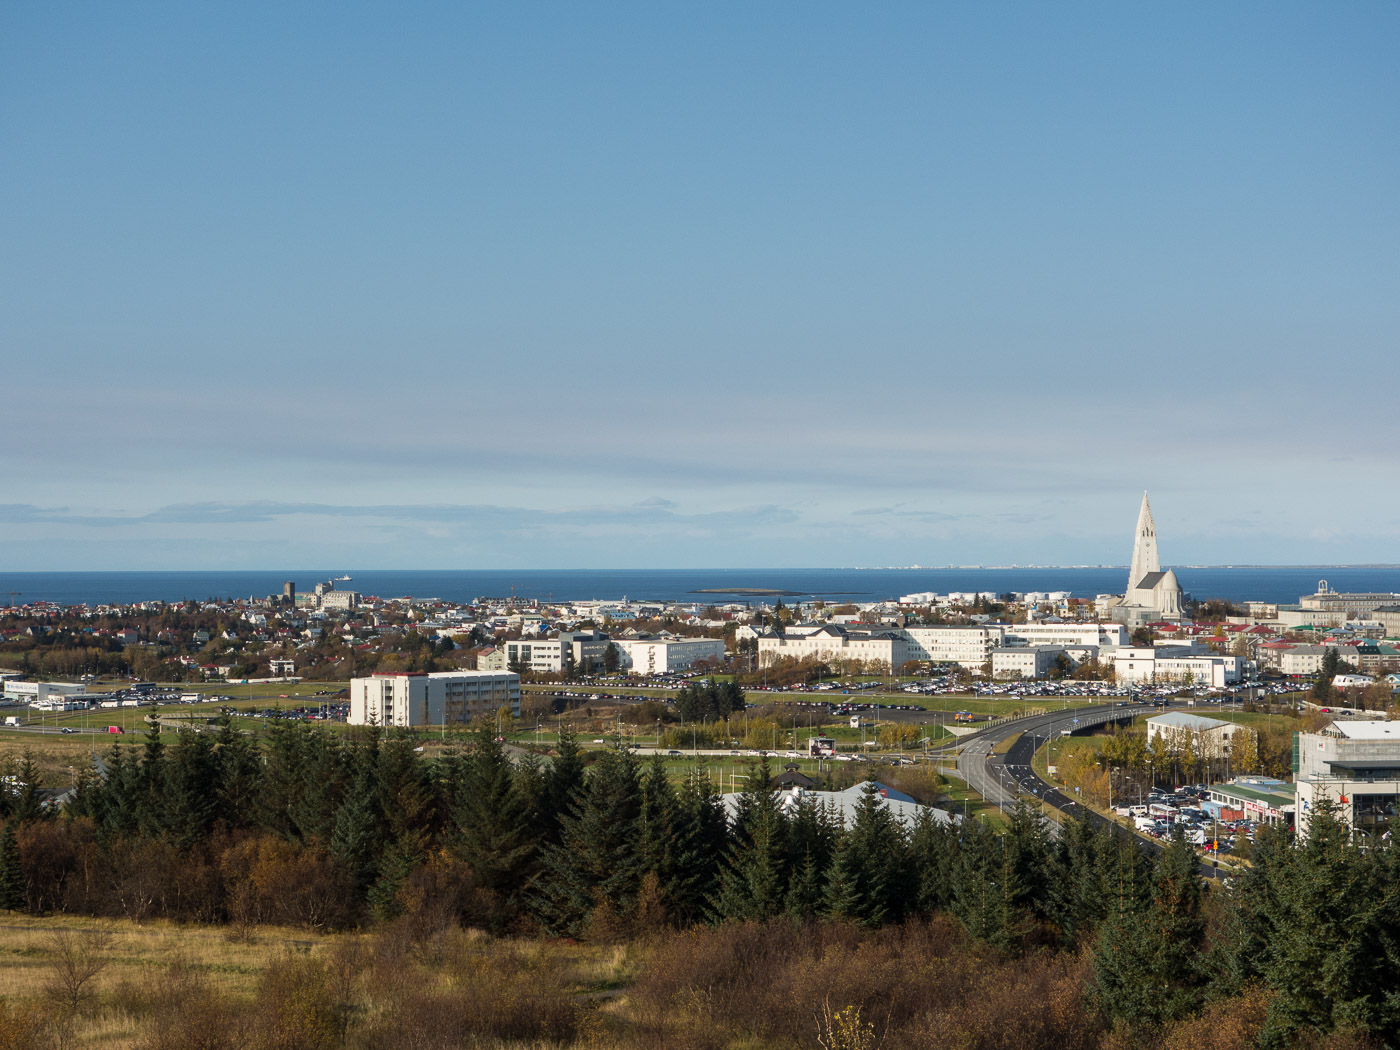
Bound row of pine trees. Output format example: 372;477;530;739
2;717;1399;1045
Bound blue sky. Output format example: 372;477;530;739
3;3;1398;569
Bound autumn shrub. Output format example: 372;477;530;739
221;835;354;930
0;999;56;1050
1152;984;1272;1050
251;953;345;1050
357;933;583;1049
124;956;250;1050
15;820;79;915
901;947;1101;1050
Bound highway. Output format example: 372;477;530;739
954;703;1154;823
950;700;1227;878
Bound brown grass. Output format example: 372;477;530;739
0;914;1347;1050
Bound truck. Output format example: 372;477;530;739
106;726;125;734
3;716;20;726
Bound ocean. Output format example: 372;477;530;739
3;567;1400;608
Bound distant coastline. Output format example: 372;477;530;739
4;566;1400;608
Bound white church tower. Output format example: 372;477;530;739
1126;492;1160;595
1114;492;1184;624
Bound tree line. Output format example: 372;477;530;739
1;719;1398;1046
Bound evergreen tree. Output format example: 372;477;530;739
8;752;47;824
668;764;728;924
1004;798;1055;923
213;712;263;828
785;797;838;920
712;796;788;922
134;717;171;837
906;807;959;917
329;760;385;899
0;825;25;912
1258;800;1400;1045
951;820;1031;951
822;781;909;926
541;726;586;846
291;727;354;845
166;729;220;849
1092;827;1204;1028
533;745;643;938
449;728;537;928
1046;814;1123;948
711;759;789;922
1208;820;1289;994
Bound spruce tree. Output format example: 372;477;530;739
951;819;1030;950
166;729;220;849
450;728;536;926
1092;826;1203;1028
9;753;46;824
134;717;171;838
532;744;643;938
0;825;25;912
712;798;788;922
1258;799;1399;1045
785;797;838;920
822;780;909;926
214;712;263;828
907;807;959;917
330;762;385;898
541;726;586;846
1046;814;1115;948
668;764;728;924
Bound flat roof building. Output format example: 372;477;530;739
1296;719;1400;843
349;671;520;728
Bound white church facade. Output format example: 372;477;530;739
1110;493;1185;626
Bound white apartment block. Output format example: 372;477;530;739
991;646;1065;680
499;639;568;673
1280;645;1333;676
615;638;727;674
900;626;1001;669
758;627;908;673
349;671;521;727
1001;622;1127;648
1113;647;1243;688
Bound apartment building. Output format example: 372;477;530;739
349;671;520;727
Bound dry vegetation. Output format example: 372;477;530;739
0;913;1372;1050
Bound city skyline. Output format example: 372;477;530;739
5;4;1398;570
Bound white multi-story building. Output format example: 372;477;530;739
991;646;1065;680
1001;623;1127;648
1295;720;1400;842
1279;645;1334;676
1113;646;1242;688
349;671;520;727
900;626;1001;669
615;637;727;674
1146;711;1255;760
758;626;908;673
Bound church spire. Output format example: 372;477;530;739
1127;492;1160;591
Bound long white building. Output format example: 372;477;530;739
758;626;909;673
1113;646;1243;688
1001;623;1127;648
349;671;521;727
901;626;1001;668
614;637;727;674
